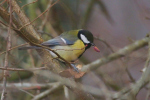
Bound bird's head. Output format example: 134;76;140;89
78;29;100;52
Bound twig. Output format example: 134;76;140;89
0;0;7;5
0;43;28;56
39;0;52;31
126;67;135;82
1;1;12;99
28;50;35;67
0;67;46;71
146;17;150;20
64;86;70;100
145;83;150;100
0;20;9;27
35;70;112;97
18;88;34;97
97;70;121;91
113;60;150;99
90;72;112;100
0;38;9;100
94;37;114;52
0;82;59;90
32;83;62;100
0;20;19;31
141;37;150;72
79;0;95;28
94;0;113;23
21;0;38;10
59;1;76;28
113;37;150;100
18;0;60;30
37;30;53;37
95;37;135;82
17;71;23;85
82;37;149;72
112;86;131;99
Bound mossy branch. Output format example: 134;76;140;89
0;0;64;73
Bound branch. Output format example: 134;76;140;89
79;0;95;28
18;0;60;30
21;0;38;10
113;37;150;100
0;67;46;72
1;1;12;99
39;0;52;31
0;0;64;73
0;82;59;90
82;37;149;72
32;83;62;100
113;60;150;99
35;70;113;97
95;37;135;82
0;43;28;56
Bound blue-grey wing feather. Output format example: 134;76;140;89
41;37;65;46
41;31;78;46
41;37;77;46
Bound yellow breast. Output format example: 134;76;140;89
50;40;85;62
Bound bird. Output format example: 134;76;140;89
19;29;100;72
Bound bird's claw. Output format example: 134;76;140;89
71;64;79;73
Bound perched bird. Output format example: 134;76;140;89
19;29;100;71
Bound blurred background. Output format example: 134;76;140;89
0;0;150;100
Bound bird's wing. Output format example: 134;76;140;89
41;30;79;46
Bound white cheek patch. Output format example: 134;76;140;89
80;34;90;43
61;37;67;44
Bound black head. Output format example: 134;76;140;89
78;29;94;50
78;29;100;52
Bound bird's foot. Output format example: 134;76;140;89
71;64;79;73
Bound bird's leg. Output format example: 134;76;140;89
70;63;79;73
69;60;80;73
59;60;80;73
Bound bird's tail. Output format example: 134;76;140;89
18;46;42;50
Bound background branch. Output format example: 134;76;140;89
0;0;64;73
32;83;62;100
1;1;12;99
82;37;149;72
35;70;112;97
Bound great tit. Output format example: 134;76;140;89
19;29;100;70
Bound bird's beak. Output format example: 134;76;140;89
91;43;100;52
